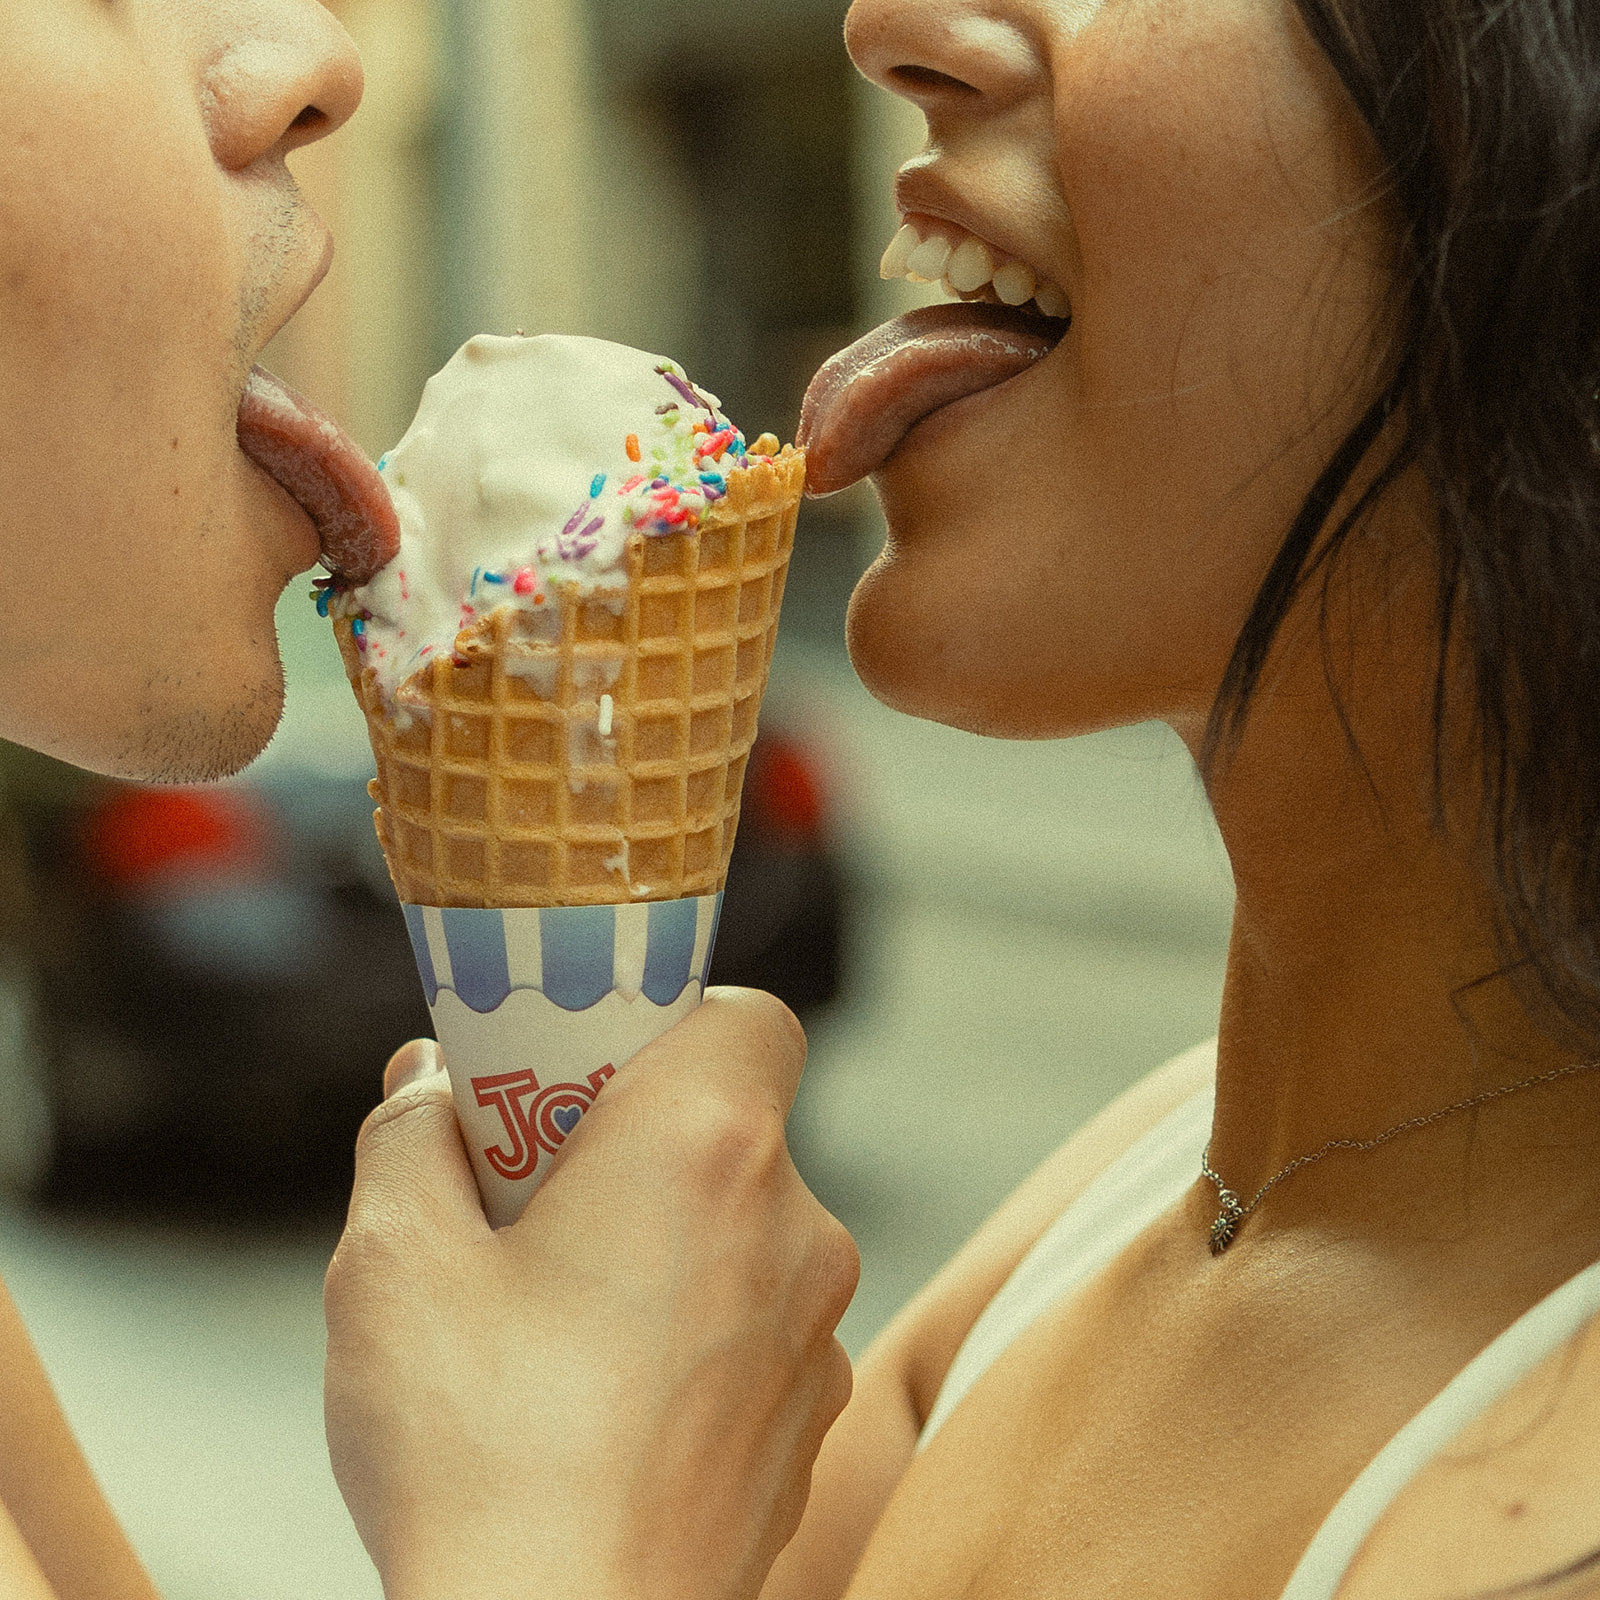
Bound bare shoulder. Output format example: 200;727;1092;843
1337;1312;1600;1600
0;1498;58;1600
888;1034;1217;1424
760;1037;1216;1600
0;1276;159;1600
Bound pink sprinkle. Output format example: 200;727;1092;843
620;474;646;494
696;428;735;461
399;571;409;601
514;568;538;595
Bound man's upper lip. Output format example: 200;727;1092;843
237;220;336;404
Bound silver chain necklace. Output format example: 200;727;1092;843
1201;1057;1600;1254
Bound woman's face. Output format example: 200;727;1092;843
833;0;1396;742
0;0;362;781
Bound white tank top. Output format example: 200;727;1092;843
917;1057;1600;1597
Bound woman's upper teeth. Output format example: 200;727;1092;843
879;218;1070;322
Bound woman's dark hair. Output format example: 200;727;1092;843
1203;0;1600;1039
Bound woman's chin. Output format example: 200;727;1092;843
846;556;1043;738
845;545;1184;742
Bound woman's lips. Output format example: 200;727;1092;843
798;303;1065;495
236;366;400;584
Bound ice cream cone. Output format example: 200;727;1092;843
335;447;803;909
324;333;803;1222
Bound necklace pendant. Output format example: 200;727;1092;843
1209;1190;1244;1255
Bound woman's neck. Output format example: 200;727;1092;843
1175;513;1600;1247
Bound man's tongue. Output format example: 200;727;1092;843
797;303;1063;495
237;366;400;584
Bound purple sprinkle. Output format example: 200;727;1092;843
579;516;605;541
562;501;592;536
656;367;706;410
651;476;668;489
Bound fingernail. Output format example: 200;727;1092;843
385;1039;443;1099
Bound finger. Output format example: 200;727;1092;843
626;986;810;1116
383;1036;440;1099
346;1041;485;1239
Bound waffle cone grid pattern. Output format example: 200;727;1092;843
339;450;803;907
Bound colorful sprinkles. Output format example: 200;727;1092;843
318;361;786;683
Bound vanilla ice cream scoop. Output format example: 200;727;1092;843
336;334;774;702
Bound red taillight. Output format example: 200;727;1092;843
748;738;825;842
80;787;273;889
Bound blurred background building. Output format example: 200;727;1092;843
0;2;1233;1594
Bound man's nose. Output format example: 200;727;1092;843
844;0;1042;117
201;0;365;172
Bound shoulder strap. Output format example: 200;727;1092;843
918;1086;1213;1448
1280;1256;1600;1598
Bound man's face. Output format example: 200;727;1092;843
0;0;362;780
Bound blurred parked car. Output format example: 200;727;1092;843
0;732;845;1221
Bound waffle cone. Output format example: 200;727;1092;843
336;448;803;908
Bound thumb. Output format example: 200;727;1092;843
345;1039;485;1239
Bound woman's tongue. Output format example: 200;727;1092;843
797;303;1063;495
236;366;400;584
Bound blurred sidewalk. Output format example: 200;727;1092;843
0;626;1232;1599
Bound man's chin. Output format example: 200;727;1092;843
98;673;287;785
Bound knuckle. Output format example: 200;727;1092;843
322;1232;376;1330
357;1083;455;1147
324;1202;433;1334
748;989;808;1065
811;1214;861;1320
679;1091;788;1191
705;986;808;1066
756;991;807;1058
342;1097;456;1246
822;1337;855;1424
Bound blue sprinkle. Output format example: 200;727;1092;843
471;567;481;596
376;454;389;473
589;473;606;498
351;616;366;636
315;588;333;617
698;471;723;486
483;570;507;584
